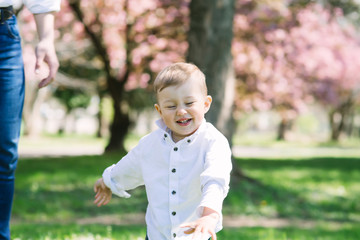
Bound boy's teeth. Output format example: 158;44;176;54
178;119;189;123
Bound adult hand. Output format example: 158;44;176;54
34;12;59;88
35;39;59;88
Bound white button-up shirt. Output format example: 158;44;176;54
0;0;60;13
103;119;232;240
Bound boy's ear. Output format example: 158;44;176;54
204;95;212;113
154;103;162;115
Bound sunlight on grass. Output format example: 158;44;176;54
12;224;147;240
11;143;360;239
12;224;360;240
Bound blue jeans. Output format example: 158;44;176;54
0;15;25;240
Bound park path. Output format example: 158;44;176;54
19;144;360;159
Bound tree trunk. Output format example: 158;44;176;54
69;1;131;152
186;0;236;144
104;76;130;152
96;93;103;138
105;102;130;152
186;0;253;181
277;117;291;141
329;98;354;141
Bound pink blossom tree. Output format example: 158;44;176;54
233;1;360;140
288;4;360;140
17;0;189;150
65;0;190;151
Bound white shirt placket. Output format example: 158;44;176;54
169;141;181;238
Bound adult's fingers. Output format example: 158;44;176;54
36;47;59;88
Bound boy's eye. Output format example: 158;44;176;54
166;105;176;109
185;102;194;106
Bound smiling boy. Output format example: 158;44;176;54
94;62;232;240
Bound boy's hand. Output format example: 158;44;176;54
180;207;219;240
94;178;112;207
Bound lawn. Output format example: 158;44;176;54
11;143;360;239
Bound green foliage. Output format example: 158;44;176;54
124;87;155;111
53;87;92;112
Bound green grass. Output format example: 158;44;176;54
11;224;360;240
226;157;360;220
11;144;360;239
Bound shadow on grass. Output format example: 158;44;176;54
11;223;360;240
225;156;360;223
13;154;360;228
14;152;148;222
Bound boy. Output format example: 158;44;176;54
94;62;232;240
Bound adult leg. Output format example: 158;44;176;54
0;16;25;240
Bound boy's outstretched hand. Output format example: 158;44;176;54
94;178;112;207
180;207;219;240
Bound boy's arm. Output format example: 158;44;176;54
93;178;112;207
180;207;219;240
182;136;232;239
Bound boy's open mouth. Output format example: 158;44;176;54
176;119;192;125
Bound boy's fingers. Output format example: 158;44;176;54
191;229;203;240
184;228;195;234
95;191;102;198
94;193;102;203
95;197;104;207
180;221;194;228
181;221;197;235
98;196;110;207
211;232;217;240
103;198;110;206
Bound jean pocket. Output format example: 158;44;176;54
5;21;21;40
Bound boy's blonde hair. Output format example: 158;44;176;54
153;62;207;96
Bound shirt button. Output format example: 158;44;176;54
173;233;177;238
164;134;168;138
187;139;191;143
172;190;176;195
172;168;176;173
172;211;176;216
173;147;178;151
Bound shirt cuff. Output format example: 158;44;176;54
102;165;131;198
198;182;224;215
196;183;225;232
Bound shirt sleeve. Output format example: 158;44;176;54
102;141;145;198
198;135;232;216
23;0;61;14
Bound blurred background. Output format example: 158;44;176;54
15;0;360;153
10;0;360;239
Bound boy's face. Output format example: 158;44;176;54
154;77;212;143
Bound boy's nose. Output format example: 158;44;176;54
176;107;187;115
